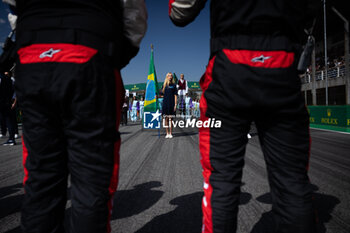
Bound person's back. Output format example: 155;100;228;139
14;0;147;232
170;1;320;233
16;0;121;41
15;0;145;69
15;0;123;70
171;0;318;54
210;0;316;41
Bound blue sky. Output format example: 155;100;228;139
0;1;210;84
123;1;210;85
0;2;11;49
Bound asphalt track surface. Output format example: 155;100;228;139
0;122;349;233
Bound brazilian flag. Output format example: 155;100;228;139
173;72;178;85
144;46;159;113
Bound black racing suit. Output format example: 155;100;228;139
169;1;320;233
14;0;147;232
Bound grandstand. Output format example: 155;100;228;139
300;34;349;106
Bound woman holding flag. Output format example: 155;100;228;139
161;72;177;138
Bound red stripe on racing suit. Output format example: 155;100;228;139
107;70;124;233
222;49;294;68
199;56;216;233
18;43;97;64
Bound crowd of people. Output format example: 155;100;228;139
121;95;145;125
306;54;346;74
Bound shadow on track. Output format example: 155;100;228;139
111;181;164;220
135;192;203;233
135;191;252;233
120;122;142;127
0;183;23;220
240;192;252;205
251;184;340;233
4;227;21;233
0;183;23;233
0;183;23;198
120;131;132;135
172;131;198;137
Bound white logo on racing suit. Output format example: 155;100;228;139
251;55;272;63
39;48;62;58
203;196;208;207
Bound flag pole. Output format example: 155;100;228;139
151;44;160;138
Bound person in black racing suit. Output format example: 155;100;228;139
169;0;320;232
10;0;147;232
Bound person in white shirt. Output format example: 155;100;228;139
185;93;192;119
177;74;188;118
139;96;144;120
